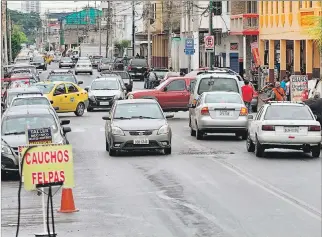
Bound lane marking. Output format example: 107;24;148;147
172;134;322;221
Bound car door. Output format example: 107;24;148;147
249;106;264;140
52;83;71;111
158;79;187;109
65;83;81;111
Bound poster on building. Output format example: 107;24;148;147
250;42;261;67
290;75;308;101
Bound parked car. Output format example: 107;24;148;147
127;77;195;113
102;99;172;156
30;56;47;70
98;58;113;72
10;64;40;81
126;58;148;81
91;55;103;68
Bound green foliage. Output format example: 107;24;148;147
304;15;322;49
114;40;131;56
11;25;28;59
8;9;42;43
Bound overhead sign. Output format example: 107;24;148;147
290;75;308;101
20;145;74;191
184;38;195;55
205;35;215;52
27;127;53;145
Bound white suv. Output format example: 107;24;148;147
247;101;321;158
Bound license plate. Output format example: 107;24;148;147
284;127;299;133
137;67;142;69
133;138;149;144
217;110;233;116
100;102;109;105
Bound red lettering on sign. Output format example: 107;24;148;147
44;151;50;163
32;172;37;184
57;150;63;162
63;150;69;162
60;171;65;182
31;171;66;185
24;150;71;165
50;151;57;163
25;152;31;165
37;172;43;184
48;171;54;181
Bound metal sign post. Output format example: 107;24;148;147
184;38;195;71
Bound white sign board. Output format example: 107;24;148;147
204;36;214;52
290;75;308;101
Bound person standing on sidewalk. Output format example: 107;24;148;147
241;80;254;113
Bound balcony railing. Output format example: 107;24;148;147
230;14;259;36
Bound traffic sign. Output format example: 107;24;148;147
184;49;195;55
185;38;194;55
205;35;215;52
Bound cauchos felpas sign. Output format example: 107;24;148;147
20;145;74;191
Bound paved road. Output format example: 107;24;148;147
2;63;321;237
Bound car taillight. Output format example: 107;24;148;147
128;66;132;70
308;125;321;131
262;125;275;131
200;107;209;115
239;107;248;116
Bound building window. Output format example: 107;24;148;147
308;1;312;7
271;1;274;14
260;1;264;14
290;1;293;12
247;1;257;13
299;0;303;8
152;3;156;20
265;1;268;14
215;32;221;45
281;1;285;13
226;1;230;13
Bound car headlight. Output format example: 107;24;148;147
114;95;120;100
128;94;134;99
88;93;95;100
157;125;170;135
1;141;12;155
111;126;125;136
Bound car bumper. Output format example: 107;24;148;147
1;153;19;173
129;72;144;77
258;134;321;146
197;116;248;133
110;133;171;151
75;68;93;73
89;98;114;109
60;63;74;67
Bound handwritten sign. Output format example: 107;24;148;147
290;75;308;101
27;127;52;145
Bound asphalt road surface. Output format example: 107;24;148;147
2;63;321;237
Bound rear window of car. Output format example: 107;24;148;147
205;93;242;104
35;83;55;94
264;105;313;120
197;78;239;95
113;72;130;79
12;97;50;106
48;75;76;83
62;57;72;62
131;59;147;67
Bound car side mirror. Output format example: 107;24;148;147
63;126;71;134
50;100;54;104
84;87;89;92
248;114;254;120
188;104;196;108
53;107;59;110
165;113;174;119
78;81;83;85
163;87;168;92
61;119;70;125
102;116;111;120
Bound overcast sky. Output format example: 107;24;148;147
7;1;99;13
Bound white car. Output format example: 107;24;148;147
75;61;93;75
247;101;321;158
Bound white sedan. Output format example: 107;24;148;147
247;101;321;157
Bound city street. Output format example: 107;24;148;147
2;63;321;237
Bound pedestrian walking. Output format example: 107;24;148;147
241;80;254;113
261;83;276;102
285;77;291;101
280;76;288;92
272;82;286;101
148;70;157;89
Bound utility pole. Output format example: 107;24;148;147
132;0;135;56
76;7;79;46
105;1;110;58
98;14;101;55
8;13;12;63
147;2;151;67
209;0;215;69
167;0;172;69
2;0;8;65
187;0;191;72
47;10;50;51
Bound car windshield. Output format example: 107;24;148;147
62;57;72;62
12;97;50;106
2;114;58;135
114;103;164;119
48;75;76;83
35;84;55;94
264;105;313;120
131;59;147;67
205;93;242;104
198;78;239;95
102;58;112;63
8;91;40;104
91;80;119;90
113;71;130;79
33;57;44;62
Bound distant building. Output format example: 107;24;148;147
21;1;40;14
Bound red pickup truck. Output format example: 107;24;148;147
127;77;195;112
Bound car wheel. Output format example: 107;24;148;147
109;147;117;156
311;144;321;158
74;102;85;116
196;123;203;140
246;133;255;152
252;106;257;113
190;118;196;136
75;72;78;75
90;72;93;75
164;147;171;155
87;107;93;112
59;66;61;68
254;136;265;157
236;131;247;140
105;140;109;151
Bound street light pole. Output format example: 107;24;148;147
209;0;214;69
132;0;135;56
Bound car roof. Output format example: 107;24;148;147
117;99;158;105
12;95;47;100
7;87;41;93
95;77;119;81
198;73;239;79
266;102;306;107
49;69;74;74
202;91;241;96
13;64;36;68
5;106;54;116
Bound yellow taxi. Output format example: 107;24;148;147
35;81;89;116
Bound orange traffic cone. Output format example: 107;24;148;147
58;188;79;213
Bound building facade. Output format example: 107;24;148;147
21;1;40;14
258;1;321;82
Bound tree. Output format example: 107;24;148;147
114;40;131;56
11;25;28;59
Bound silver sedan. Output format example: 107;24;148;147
102;99;172;156
189;91;249;140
